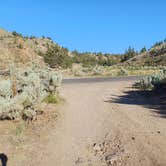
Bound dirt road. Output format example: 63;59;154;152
1;78;166;166
33;79;166;166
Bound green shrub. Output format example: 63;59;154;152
12;31;23;38
42;93;62;104
140;47;147;53
121;47;137;62
44;45;72;68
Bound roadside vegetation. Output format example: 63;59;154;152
134;67;166;93
60;65;162;78
0;63;62;121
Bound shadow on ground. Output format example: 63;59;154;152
0;153;8;166
105;90;166;118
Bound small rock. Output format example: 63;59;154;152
75;157;84;165
131;137;135;140
93;144;101;151
105;154;113;161
157;131;161;134
105;154;119;165
99;143;104;149
93;143;96;146
111;157;119;164
102;141;106;146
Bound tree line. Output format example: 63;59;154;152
43;45;141;68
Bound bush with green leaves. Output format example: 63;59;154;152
12;31;23;38
72;53;98;67
42;93;63;104
140;47;147;53
121;47;137;62
44;45;72;69
0;65;62;121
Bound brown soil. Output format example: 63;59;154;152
0;80;166;166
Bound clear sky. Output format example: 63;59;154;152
0;0;166;53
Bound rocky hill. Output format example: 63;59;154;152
124;43;166;66
0;28;56;69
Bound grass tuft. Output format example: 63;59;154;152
42;93;64;104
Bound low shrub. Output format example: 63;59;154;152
135;69;166;91
0;64;62;121
44;45;72;69
42;93;63;104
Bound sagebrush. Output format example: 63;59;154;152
0;64;62;120
135;68;166;91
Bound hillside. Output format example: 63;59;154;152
0;28;165;71
0;28;122;70
124;43;166;66
0;28;55;69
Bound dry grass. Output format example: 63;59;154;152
61;66;163;78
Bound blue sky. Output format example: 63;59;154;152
0;0;166;53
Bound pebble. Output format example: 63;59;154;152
93;144;101;151
131;136;135;140
105;153;119;165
